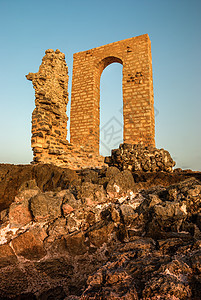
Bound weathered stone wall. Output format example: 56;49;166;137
27;49;105;169
26;49;69;163
71;34;155;153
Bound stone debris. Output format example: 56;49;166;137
105;143;176;172
0;164;201;299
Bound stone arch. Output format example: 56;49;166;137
70;34;155;154
97;56;123;75
96;56;124;155
99;60;124;155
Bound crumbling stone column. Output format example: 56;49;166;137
26;49;69;164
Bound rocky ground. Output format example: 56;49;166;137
0;162;201;299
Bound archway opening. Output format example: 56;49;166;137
99;62;123;156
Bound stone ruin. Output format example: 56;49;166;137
27;34;174;171
26;49;69;164
26;49;105;169
70;34;155;152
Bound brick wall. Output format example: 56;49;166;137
70;34;155;154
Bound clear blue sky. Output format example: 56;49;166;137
0;0;200;170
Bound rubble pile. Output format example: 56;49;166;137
105;143;176;172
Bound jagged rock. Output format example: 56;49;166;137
30;191;63;221
105;166;121;180
0;266;28;298
147;201;187;236
34;257;74;279
11;226;47;260
47;217;68;237
120;204;138;225
61;189;82;216
0;164;201;299
79;169;99;184
87;222;115;248
106;169;135;199
8;187;39;227
158;238;187;255
167;178;201;217
0;244;17;268
65;232;88;255
190;250;201;273
142;259;193;299
9;199;33;228
81;264;138;299
1;164;200;216
77;182;107;206
196;213;201;231
62;203;75;215
143;273;192;299
0;163;79;213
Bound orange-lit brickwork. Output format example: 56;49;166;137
27;34;155;169
70;34;155;154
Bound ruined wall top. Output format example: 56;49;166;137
26;49;69;163
26;49;69;116
26;49;105;169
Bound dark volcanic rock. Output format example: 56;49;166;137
77;181;107;206
81;259;139;300
106;169;135;199
34;257;74;279
30;191;63;221
0;266;28;298
0;244;17;268
0;163;201;299
11;226;47;260
38;286;67;300
0;163;79;213
1;163;201;216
